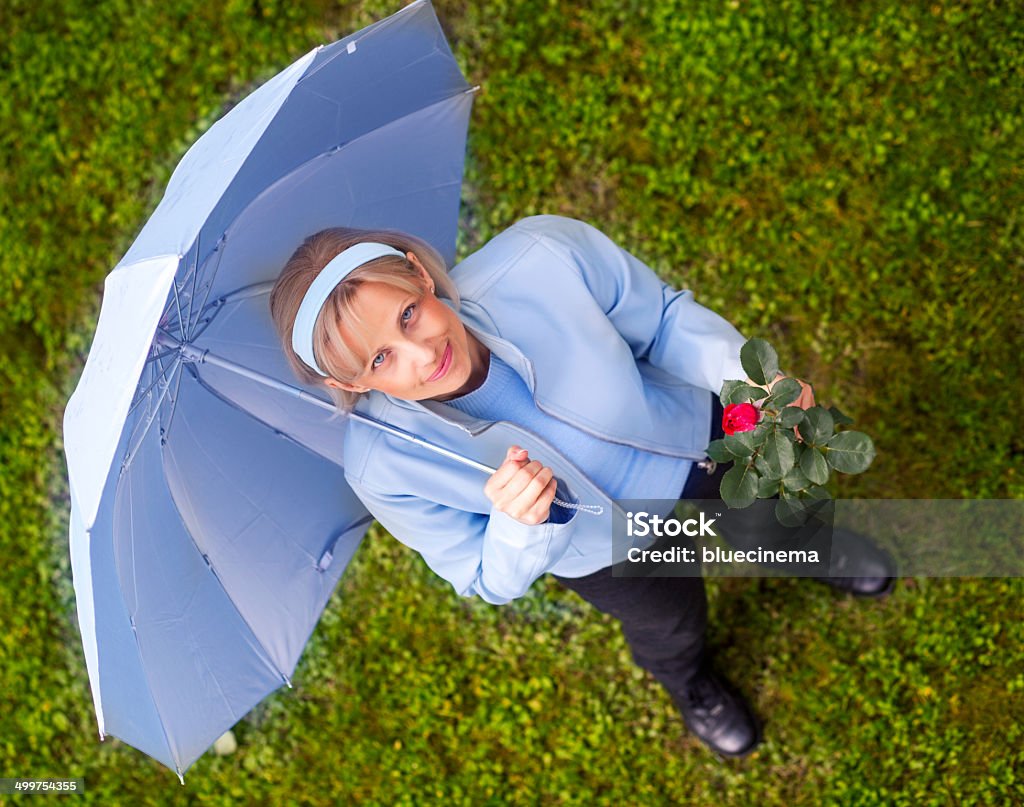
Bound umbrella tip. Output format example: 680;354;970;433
177;768;185;786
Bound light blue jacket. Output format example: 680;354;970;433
343;215;748;604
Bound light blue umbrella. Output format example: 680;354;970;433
62;0;478;781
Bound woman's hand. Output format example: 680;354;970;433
484;445;557;526
791;377;815;410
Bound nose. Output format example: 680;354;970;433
401;334;437;370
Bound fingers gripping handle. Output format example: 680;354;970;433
502;446;603;517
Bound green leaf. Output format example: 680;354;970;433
779;406;806;428
828;405;854;426
754;454;781;480
766;377;802;407
740;338;779;386
781;465;812;492
749;420;772;448
723;430;756;460
721;463;759;508
720;379;743;402
806;485;832;500
797;406;835;445
720;380;769;405
800;447;830;485
776;496;812;527
757;475;782;498
824;431;877;473
763;428;796;477
705;438;733;463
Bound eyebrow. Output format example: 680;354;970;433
364;292;420;371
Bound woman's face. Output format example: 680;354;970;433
323;253;482;402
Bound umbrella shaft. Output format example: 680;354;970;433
347;413;497;475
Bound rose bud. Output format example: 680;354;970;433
722;402;760;435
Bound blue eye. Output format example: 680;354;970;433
371;352;386;369
401;304;415;323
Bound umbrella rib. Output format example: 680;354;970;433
186;232;201;341
144;347;179;367
123;360;182;471
123;358;176;460
170;281;275;346
162;343;188;443
126;460;140;630
161;251;199;338
170;273;185;341
188;280;277;326
167;282;272;337
128;354;181;420
124;366;160;450
188;234;224;342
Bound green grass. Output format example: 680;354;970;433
2;0;1022;803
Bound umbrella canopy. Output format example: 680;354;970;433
62;0;476;781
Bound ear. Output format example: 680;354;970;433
324;377;370;394
406;251;433;291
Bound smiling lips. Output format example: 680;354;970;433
427;342;453;382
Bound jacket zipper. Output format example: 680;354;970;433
474;328;712;463
442;414;622;520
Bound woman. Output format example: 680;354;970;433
269;214;894;758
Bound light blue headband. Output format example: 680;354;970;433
291;242;406;377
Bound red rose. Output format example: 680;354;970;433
722;402;760;435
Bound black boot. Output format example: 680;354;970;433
671;660;762;758
813;527;897;598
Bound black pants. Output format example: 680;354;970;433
552;393;735;696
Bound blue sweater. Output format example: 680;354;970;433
446;352;693;510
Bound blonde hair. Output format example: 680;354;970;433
269;227;459;414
